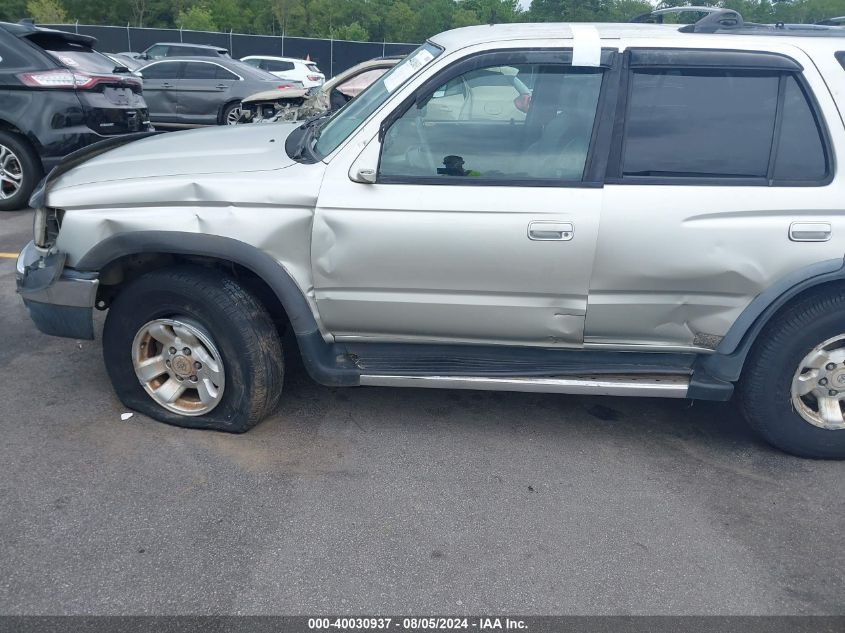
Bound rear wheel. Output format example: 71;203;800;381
739;287;845;458
222;101;242;125
103;267;284;432
0;131;42;212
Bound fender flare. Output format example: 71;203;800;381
75;230;360;387
75;230;319;335
697;257;845;384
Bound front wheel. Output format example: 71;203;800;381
103;267;284;432
739;288;845;458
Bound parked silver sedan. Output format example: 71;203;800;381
136;57;304;126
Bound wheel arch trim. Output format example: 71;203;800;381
75;230;320;337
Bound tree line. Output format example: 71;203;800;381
6;0;845;44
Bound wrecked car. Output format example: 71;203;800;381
15;15;845;458
238;55;401;124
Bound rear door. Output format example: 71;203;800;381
139;60;181;123
175;61;237;123
589;46;845;349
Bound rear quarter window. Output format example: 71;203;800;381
0;35;34;71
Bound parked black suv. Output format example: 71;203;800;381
0;21;151;210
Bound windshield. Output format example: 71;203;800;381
312;43;442;158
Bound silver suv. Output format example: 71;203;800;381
15;13;845;458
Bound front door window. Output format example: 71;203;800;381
379;64;603;183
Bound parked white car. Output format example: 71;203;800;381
240;55;325;89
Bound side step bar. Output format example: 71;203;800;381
359;374;690;398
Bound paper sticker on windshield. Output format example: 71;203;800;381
384;48;435;93
59;56;79;67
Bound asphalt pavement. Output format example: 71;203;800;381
0;209;843;615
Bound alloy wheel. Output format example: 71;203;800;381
132;317;225;416
791;334;845;430
0;144;23;200
226;104;242;125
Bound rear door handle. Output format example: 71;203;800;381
528;221;573;241
216;84;228;89
790;221;831;242
161;82;173;88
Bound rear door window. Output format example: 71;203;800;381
623;70;778;179
141;61;181;79
182;61;217;80
620;62;829;184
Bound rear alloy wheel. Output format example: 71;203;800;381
0;131;42;212
790;334;845;431
223;102;242;125
739;287;845;458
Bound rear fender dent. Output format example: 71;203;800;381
700;257;845;382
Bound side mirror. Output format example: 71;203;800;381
348;135;380;184
355;168;377;184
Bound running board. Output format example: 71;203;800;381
359;374;690;398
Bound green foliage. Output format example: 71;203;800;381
0;0;28;22
176;4;216;30
26;0;68;23
333;20;369;41
7;0;845;42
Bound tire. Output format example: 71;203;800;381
103;266;284;432
0;130;42;212
221;101;242;126
739;286;845;459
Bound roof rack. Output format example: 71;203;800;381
631;6;845;37
630;6;726;24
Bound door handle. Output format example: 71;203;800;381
790;221;831;242
161;82;173;88
216;83;228;89
528;221;573;241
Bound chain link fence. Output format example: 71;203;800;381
44;23;418;78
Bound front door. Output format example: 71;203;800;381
313;50;615;347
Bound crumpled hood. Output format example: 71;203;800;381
51;123;300;191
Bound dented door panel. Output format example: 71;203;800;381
312;179;602;347
587;187;845;348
